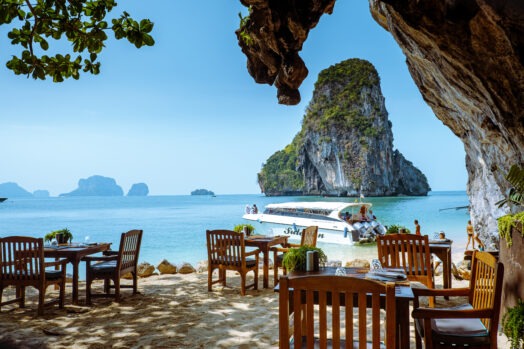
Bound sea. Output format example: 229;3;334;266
0;191;471;279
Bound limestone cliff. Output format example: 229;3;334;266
259;59;430;197
237;0;524;241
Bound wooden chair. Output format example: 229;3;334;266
272;226;318;286
0;236;67;315
84;229;143;305
411;251;504;349
377;233;434;305
279;275;396;348
206;229;260;296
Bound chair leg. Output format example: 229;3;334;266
254;268;258;291
114;277;121;302
38;288;45;315
220;269;226;286
104;278;110;294
274;264;279;286
132;272;138;294
415;327;422;349
208;267;213;292
240;273;246;296
59;280;65;309
19;286;25;308
86;277;92;305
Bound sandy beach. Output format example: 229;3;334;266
0;267;510;348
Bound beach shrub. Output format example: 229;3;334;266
233;224;255;235
497;164;524;246
44;228;73;243
502;299;524;349
282;246;327;272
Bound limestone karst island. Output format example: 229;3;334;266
258;59;430;197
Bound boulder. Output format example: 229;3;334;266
157;259;177;274
177;262;196;274
345;259;371;269
196;260;208;273
137;262;155;278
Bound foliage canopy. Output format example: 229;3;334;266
258;134;304;194
1;0;154;82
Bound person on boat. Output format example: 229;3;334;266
251;204;258;214
344;212;351;222
414;219;421;236
245;204;251;214
367;209;376;220
358;205;369;222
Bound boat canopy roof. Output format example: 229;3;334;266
264;201;371;213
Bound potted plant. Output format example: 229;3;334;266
502;299;524;349
233;223;255;236
45;228;73;244
282;246;327;272
386;224;411;235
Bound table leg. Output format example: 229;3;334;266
72;258;80;305
262;248;269;288
397;298;410;349
443;248;452;299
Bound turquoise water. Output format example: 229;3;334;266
0;192;470;277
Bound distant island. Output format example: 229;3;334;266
0;177;148;197
127;183;149;196
191;189;215;196
60;175;124;197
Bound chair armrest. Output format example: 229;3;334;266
412;287;469;298
412;307;493;319
103;250;119;256
245;249;260;257
44;259;68;268
271;247;290;254
83;255;118;262
287;243;301;248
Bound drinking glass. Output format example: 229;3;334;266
51;238;58;247
335;267;346;276
370;259;383;273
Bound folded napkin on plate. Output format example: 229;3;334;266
372;271;407;280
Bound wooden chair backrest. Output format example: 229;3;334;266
116;230;143;273
469;251;504;331
300;226;318;247
0;236;44;283
377;233;432;283
279;275;396;349
206;230;248;268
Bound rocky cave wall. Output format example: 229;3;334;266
237;0;523;243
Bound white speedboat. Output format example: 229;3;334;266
243;201;386;245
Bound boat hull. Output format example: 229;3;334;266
243;213;385;246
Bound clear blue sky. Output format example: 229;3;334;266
0;1;466;196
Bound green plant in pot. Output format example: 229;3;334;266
497;164;524;246
45;228;73;244
502;299;524;349
386;224;411;235
282;246;327;272
233;223;255;236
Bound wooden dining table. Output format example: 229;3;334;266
44;243;112;305
245;235;288;289
275;267;414;349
